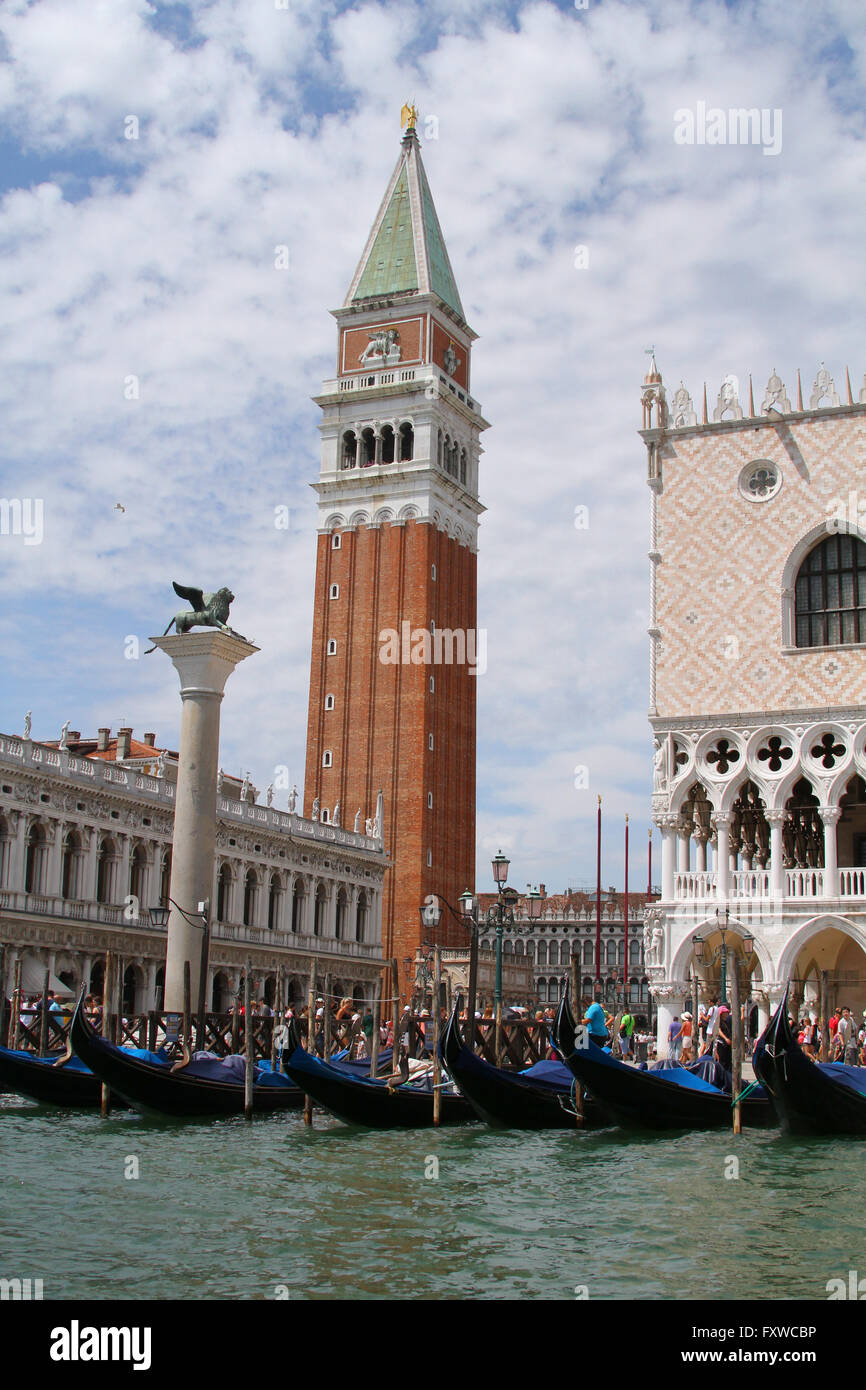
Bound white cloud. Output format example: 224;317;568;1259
1;0;863;891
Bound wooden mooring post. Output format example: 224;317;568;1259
369;972;382;1077
731;960;742;1135
432;947;442;1126
569;955;583;1124
101;951;113;1117
182;961;192;1052
39;968;50;1057
11;959;22;1048
244;962;254;1121
304;962;317;1127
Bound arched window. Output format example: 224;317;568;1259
25;822;48;895
536;941;548;967
360;428;375;466
336;889;348;940
630;938;641;965
355;890;368;943
325;693;335;710
160;849;172;904
217;862;232;923
268;872;282;931
606;939;617;965
341;431;357;470
0;816;12;889
61;830;84;900
582;939;593;965
95;835;117;904
314;883;327;936
795;533;866;647
129;844;147;904
243;869;258;927
291;878;305;933
399;422;413;461
381;424;395;464
460;448;467;484
327;639;337;656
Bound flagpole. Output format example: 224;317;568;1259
647;825;652;898
595;795;602;999
623;815;629;1012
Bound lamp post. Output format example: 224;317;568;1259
150;897;210;1048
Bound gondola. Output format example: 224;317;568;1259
284;1033;476;1128
439;1006;599;1129
753;986;866;1135
0;1044;131;1110
70;997;303;1118
554;988;773;1131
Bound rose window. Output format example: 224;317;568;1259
739;460;781;503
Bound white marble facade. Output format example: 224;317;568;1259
0;733;387;1013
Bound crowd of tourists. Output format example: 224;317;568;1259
793;1005;866;1065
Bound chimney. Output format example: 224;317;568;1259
539;883;546;896
97;728;110;752
143;732;156;747
117;728;132;760
68;731;80;743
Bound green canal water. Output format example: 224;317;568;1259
1;1094;864;1302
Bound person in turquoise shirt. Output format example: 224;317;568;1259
583;1001;609;1046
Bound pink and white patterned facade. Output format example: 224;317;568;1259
641;360;866;1052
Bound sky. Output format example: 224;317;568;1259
1;0;864;896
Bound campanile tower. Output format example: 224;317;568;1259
304;114;488;992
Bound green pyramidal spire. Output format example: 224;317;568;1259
345;123;465;321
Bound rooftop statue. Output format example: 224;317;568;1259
147;583;247;652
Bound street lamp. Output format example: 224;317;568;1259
150;897;210;1046
692;908;754;1008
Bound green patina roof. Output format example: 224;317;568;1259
351;139;465;319
417;160;464;318
353;168;419;300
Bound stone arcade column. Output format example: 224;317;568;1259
766;810;787;899
151;631;258;1012
821;807;841;898
713;813;731;900
653;981;689;1060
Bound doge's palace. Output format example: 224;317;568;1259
641;359;866;1053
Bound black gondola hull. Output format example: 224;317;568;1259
285;1045;475;1128
554;992;772;1132
0;1046;129;1109
439;1008;597;1129
753;991;866;1135
70;1002;303;1117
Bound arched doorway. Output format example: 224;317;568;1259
783;920;866;1024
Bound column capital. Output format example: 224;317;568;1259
819;806;842;826
650;978;690;1002
149;631;259;699
765;809;788;828
656;812;681;831
711;812;732;830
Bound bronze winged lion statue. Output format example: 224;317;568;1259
146;583;248;653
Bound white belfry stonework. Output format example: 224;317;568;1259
641;361;866;1054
